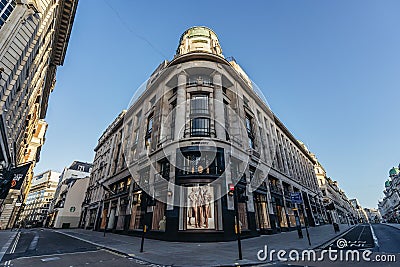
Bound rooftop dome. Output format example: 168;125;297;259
389;167;399;177
176;26;223;57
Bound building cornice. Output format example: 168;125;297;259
51;0;78;66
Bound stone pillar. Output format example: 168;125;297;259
174;72;187;140
213;73;226;140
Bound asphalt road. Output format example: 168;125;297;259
290;224;400;267
324;224;375;250
0;229;152;267
2;225;400;267
372;224;400;253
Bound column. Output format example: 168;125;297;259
174;72;187;140
213;73;226;140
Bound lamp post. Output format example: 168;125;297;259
229;183;246;260
96;181;115;237
140;194;148;253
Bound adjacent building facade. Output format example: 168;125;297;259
20;170;60;227
349;198;368;223
81;27;325;241
364;208;381;223
47;161;92;228
305;147;359;225
0;0;78;229
378;165;400;223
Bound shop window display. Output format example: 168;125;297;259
186;186;215;229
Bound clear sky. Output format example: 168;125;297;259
34;0;400;209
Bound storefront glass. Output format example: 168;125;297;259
254;193;271;230
152;201;166;230
129;192;143;229
178;184;223;231
186;186;215;229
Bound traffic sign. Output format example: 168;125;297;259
290;192;303;204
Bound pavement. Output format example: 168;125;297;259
0;229;146;267
383;223;400;231
0;231;17;262
55;223;353;266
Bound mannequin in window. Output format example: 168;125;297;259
188;187;200;227
159;216;166;231
201;187;212;228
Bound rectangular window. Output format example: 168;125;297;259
0;0;15;29
170;100;176;139
185;185;216;230
160;160;170;180
190;117;210;137
145;114;153;148
246;114;255;149
191;94;209;114
249;167;255;181
224;101;230;140
178;149;224;176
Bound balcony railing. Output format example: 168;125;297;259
186;81;214;87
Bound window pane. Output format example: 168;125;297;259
191;117;210;136
191;95;209;114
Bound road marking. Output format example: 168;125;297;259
356;225;366;241
41;256;61;262
9;231;21;254
369;224;380;251
0;232;18;262
16;249;99;260
28;233;39;251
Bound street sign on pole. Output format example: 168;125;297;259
290;192;303;204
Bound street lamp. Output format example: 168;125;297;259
228;183;243;260
96;181;116;237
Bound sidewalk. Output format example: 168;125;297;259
55;223;352;266
383;223;400;230
0;230;18;262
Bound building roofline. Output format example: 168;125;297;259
51;0;79;66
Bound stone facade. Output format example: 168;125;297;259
20;170;60;227
81;26;325;241
378;166;400;223
308;149;358;224
0;0;78;229
47;161;92;228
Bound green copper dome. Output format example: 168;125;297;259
389;167;399;177
385;179;392;187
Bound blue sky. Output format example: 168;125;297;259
34;0;400;208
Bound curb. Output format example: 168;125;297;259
54;227;357;267
53;229;264;267
53;230;168;267
312;224;357;250
382;223;400;231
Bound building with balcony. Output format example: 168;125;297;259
349;198;368;223
364;208;381;223
81;26;325;241
47;161;92;228
19;170;60;227
0;0;78;229
378;165;400;223
305;146;359;225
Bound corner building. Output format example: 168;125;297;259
83;27;325;241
